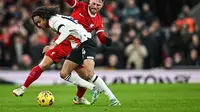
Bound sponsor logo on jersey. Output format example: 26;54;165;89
79;13;84;17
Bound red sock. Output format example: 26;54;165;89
23;66;43;88
76;86;87;98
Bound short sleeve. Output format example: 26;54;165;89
49;16;64;32
95;17;104;34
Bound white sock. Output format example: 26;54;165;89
64;74;95;90
90;74;116;100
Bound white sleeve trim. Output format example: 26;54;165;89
55;26;70;44
96;30;104;34
71;0;77;8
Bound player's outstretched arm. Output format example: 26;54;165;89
97;31;112;46
64;0;77;8
54;26;70;45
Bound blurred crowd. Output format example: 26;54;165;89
0;0;199;70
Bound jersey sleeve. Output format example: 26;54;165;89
95;17;107;44
49;16;71;45
49;16;65;32
64;0;84;9
95;18;104;34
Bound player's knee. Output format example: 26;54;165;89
60;70;70;79
39;63;50;70
84;69;94;80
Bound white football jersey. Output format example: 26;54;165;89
48;14;91;48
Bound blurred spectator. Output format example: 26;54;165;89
164;57;173;69
188;34;200;53
107;54;119;70
179;5;190;19
176;5;195;33
104;1;119;22
29;33;45;66
140;3;154;26
149;19;166;67
122;0;140;20
95;36;106;67
167;24;184;56
173;52;185;66
2;4;20;26
10;33;31;70
105;23;124;68
141;28;157;69
125;38;148;69
20;7;35;36
187;49;200;65
121;17;136;37
193;24;200;36
135;20;145;35
121;29;136;47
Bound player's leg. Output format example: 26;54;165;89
74;66;87;97
13;44;71;97
60;59;101;104
81;39;121;106
13;55;54;96
65;48;90;104
83;58;120;106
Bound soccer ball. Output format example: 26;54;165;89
37;90;55;106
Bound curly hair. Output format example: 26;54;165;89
32;5;60;20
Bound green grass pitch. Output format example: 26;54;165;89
0;84;200;112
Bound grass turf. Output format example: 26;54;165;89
0;84;200;112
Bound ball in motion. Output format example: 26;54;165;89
37;90;55;106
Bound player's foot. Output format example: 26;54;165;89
13;86;27;97
90;86;101;105
109;99;121;106
73;96;90;105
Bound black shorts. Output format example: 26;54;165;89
67;39;97;65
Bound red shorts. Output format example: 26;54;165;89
45;41;72;63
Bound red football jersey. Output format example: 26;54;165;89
69;1;104;33
65;0;107;44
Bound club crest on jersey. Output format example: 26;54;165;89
90;24;94;28
51;52;56;56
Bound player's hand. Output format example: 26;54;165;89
43;43;57;53
105;37;112;46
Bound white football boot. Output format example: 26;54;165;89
73;96;91;105
90;86;101;105
13;86;27;97
109;99;121;106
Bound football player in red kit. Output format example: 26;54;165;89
64;0;121;106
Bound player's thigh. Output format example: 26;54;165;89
82;39;96;73
39;55;54;70
60;59;79;78
82;39;97;61
45;43;72;63
83;39;97;69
